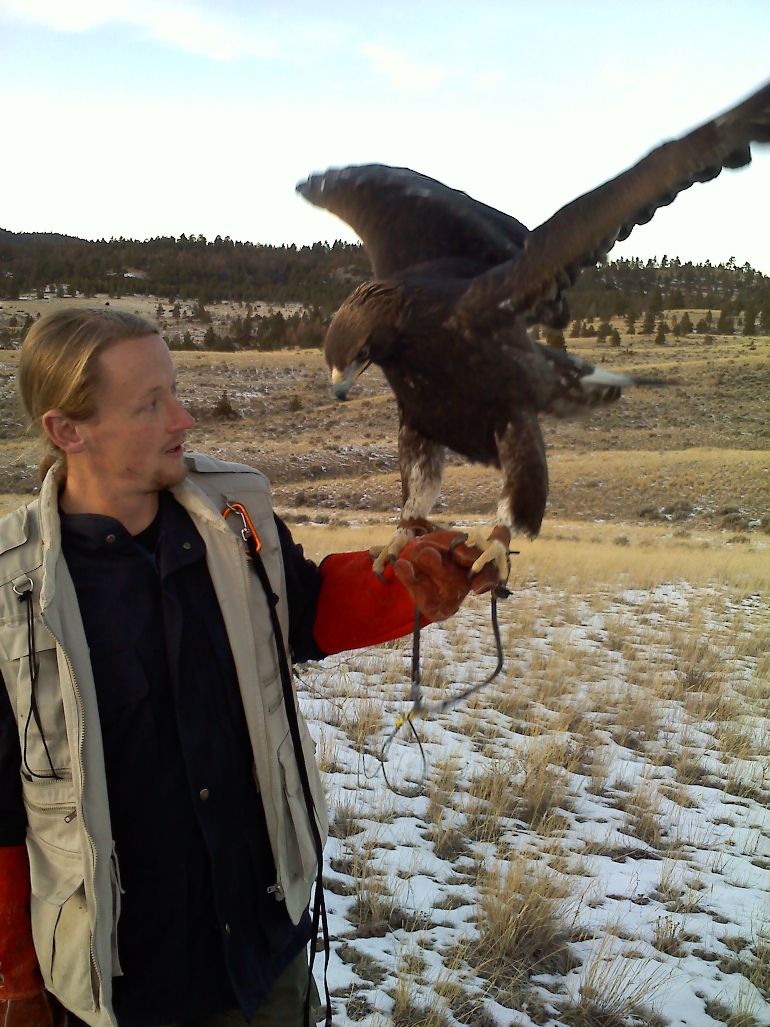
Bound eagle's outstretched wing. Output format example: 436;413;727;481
455;79;770;330
296;164;529;278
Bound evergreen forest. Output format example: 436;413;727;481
2;228;769;348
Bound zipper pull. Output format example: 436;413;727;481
64;809;78;823
267;882;285;900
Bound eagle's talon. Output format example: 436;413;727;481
463;528;511;580
448;532;469;552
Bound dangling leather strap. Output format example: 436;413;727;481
223;503;331;1026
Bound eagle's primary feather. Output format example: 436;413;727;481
297;79;770;555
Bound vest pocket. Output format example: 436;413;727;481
24;787;79;863
9;632;72;780
27;833;97;1012
276;726;329;885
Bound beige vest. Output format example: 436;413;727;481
0;455;328;1027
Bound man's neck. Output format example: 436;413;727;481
59;480;160;536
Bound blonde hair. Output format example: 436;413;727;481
19;307;160;480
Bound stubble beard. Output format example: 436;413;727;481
153;458;188;492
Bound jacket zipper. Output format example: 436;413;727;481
26;800;78;823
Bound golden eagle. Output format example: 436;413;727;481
297;80;770;574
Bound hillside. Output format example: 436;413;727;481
1;230;769;333
0;292;767;541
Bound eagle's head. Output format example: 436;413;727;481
325;280;400;400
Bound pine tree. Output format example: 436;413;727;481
716;310;734;335
742;307;756;336
194;300;212;323
544;327;566;350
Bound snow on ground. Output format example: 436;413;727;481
297;583;769;1027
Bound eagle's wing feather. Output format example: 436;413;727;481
455;79;770;330
296;164;528;278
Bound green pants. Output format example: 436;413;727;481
68;951;323;1027
174;952;323;1026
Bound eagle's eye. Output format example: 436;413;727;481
358;344;370;364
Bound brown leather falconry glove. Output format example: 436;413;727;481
393;530;506;622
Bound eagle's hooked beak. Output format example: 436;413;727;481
331;359;370;401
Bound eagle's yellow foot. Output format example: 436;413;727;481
370;516;440;575
463;526;511;580
370;527;412;575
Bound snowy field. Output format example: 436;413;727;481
298;576;768;1027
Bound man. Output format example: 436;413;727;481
0;308;500;1027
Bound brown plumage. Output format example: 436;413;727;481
296;79;770;556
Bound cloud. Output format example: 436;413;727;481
362;42;449;92
0;0;279;60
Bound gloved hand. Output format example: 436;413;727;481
393;530;506;621
0;992;66;1027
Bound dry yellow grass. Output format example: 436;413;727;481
288;518;768;592
469;856;579;1003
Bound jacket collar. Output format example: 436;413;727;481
38;461;66;611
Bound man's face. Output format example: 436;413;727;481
75;334;195;495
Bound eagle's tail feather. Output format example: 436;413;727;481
542;346;666;415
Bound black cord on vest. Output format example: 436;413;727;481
14;578;60;781
241;534;331;1027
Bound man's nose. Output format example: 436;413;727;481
171;397;195;430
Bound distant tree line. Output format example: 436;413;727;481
0;230;369;311
567;255;770;334
1;229;768;335
165;306;327;353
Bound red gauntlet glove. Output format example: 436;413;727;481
312;531;507;654
0;845;65;1026
313;550;422;653
0;992;65;1027
394;530;503;621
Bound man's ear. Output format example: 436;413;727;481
40;410;87;454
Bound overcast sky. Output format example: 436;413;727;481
1;0;768;272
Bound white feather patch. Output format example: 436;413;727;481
580;368;635;389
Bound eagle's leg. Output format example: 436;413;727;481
371;424;445;574
463;414;548;578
